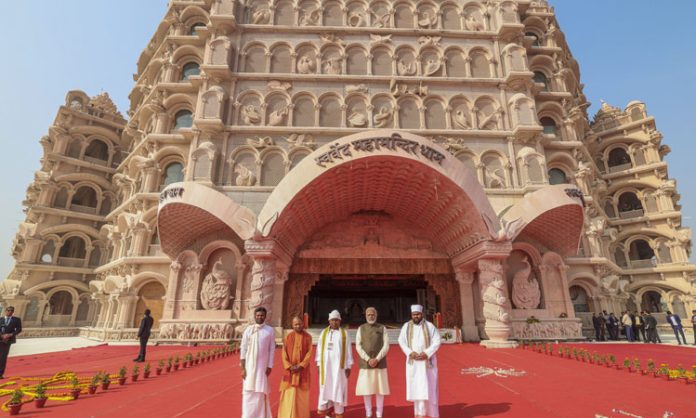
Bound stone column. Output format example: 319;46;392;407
455;269;480;342
115;295;138;329
163;261;182;319
478;258;515;348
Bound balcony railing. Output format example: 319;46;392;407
83;156;108;166
619;209;644;219
70;204;97;214
608;163;633;173
57;257;86;267
630;259;657;269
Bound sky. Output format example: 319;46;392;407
0;1;694;281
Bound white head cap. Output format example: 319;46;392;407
410;304;423;313
329;310;341;320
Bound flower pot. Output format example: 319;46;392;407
174;364;179;371
118;377;127;385
71;389;81;400
35;397;47;408
144;371;150;379
8;403;21;416
156;368;162;376
88;386;97;395
101;381;110;390
131;375;139;382
614;365;621;370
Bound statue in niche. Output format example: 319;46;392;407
373;106;393;128
464;14;484;31
370;10;391;28
323;57;342;75
511;257;541;309
268;105;289;126
200;258;233;310
251;6;271;24
486;166;506;188
478;109;499;130
348;10;366;27
423;58;441;76
241;105;261;125
297;55;316;74
417;10;437;28
246;136;275;148
299;8;321;26
234;164;256;186
417;36;441;47
397;58;417;76
453;109;470;129
348;110;368;127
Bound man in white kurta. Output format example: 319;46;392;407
240;307;275;418
356;307;390;418
398;304;441;418
316;310;353;418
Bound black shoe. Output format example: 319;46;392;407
0;376;4;379
133;358;142;362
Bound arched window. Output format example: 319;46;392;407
75;296;91;322
24;297;40;322
173;110;193;131
189;22;206;36
71;186;98;209
48;291;73;315
470;53;490;78
628;239;655;267
569;286;590;313
540;117;558;137
617;192;643;218
181;62;200;80
161;162;184;189
607;148;631;171
533;71;549;91
548;168;567;185
59;236;86;259
100;195;112;216
88;247;102;267
261;153;285;186
526;32;540;46
641;291;663;313
84;139;109;162
66;139;82;159
53;188;69;208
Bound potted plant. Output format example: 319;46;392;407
70;375;82;399
174;355;180;371
101;372;111;390
7;389;24;416
34;382;48;408
564;347;571;359
633;358;642;374
608;355;617;369
144;363;151;379
88;373;99;394
195;352;201;365
118;366;127;385
623;358;631;372
647;359;656;376
659;363;670;380
166;357;173;373
156;359;164;375
677;365;688;383
185;353;193;367
132;364;140;382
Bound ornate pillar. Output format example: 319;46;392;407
163;261;182;319
455;269;480;341
115;295;138;329
478;258;515;348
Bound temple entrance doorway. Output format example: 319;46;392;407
306;274;439;328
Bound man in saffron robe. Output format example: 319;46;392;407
398;304;441;418
278;316;313;418
240;307;275;418
316;309;353;418
355;307;390;418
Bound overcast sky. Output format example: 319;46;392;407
0;1;694;281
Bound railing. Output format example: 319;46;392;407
57;257;85;267
70;204;97;214
83;156;108;166
630;259;656;269
608;162;633;173
619;209;644;219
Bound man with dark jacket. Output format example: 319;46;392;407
592;313;604;341
0;306;22;378
665;311;687;345
134;309;154;362
643;312;661;343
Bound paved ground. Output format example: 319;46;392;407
10;337;138;357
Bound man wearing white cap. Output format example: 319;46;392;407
398;304;441;418
316;309;354;418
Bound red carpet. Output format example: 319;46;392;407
2;343;694;417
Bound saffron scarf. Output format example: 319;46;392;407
319;326;346;386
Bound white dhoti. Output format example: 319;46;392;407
398;320;442;418
242;391;272;418
316;327;354;415
356;368;390;396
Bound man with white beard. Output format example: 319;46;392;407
398;304;441;418
355;307;390;418
240;307;275;418
316;310;353;418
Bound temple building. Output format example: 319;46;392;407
2;0;694;346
